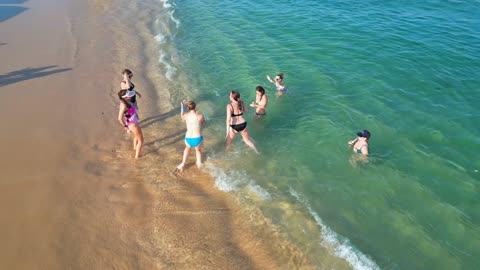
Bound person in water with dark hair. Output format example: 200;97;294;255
348;129;371;155
117;89;144;159
226;90;259;154
250;86;268;119
266;72;287;96
176;100;206;172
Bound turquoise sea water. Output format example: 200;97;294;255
150;0;480;269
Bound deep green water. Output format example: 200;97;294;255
150;0;480;269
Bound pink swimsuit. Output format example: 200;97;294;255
125;105;139;126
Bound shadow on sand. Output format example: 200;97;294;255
0;65;72;87
139;109;178;129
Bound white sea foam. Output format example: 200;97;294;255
289;188;382;270
205;161;271;201
159;0;172;9
247;183;271;200
159;0;180;28
206;164;248;192
170;10;180;29
154;33;167;44
158;50;177;80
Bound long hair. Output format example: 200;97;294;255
231;90;242;111
277;73;284;81
256;86;265;98
118;89;131;109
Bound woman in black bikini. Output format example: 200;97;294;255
226;90;259;154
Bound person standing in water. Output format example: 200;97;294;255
348;129;371;155
118;89;144;159
250;86;268;119
176;100;207;171
266;72;287;96
226;90;259;154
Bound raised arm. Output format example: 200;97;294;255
348;137;358;146
266;74;274;84
180;100;187;121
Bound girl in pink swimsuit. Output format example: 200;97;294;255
118;89;144;159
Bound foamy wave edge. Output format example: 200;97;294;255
289;187;382;270
153;0;179;81
206;163;271;200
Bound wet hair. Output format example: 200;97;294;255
256;86;265;97
118;89;131;109
230;90;242;111
122;68;133;78
276;73;284;81
186;101;196;111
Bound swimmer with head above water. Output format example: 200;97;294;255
267;72;287;96
348;129;371;155
250;86;268;119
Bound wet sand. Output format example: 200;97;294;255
0;0;312;269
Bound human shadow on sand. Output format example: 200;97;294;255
0;65;72;87
143;129;185;150
139;109;178;129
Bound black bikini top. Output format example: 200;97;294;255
230;103;243;117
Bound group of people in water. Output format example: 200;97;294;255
117;69;371;169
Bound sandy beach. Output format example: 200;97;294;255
0;0;312;269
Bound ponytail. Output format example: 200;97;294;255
231;90;242;111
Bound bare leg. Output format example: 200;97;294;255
226;131;236;151
129;124;144;159
133;137;138;150
177;143;192;170
240;128;259;154
195;143;203;168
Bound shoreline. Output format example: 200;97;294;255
0;0;316;269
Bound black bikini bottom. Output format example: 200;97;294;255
230;122;247;132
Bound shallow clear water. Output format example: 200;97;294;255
149;0;480;269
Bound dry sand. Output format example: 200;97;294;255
0;0;312;269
